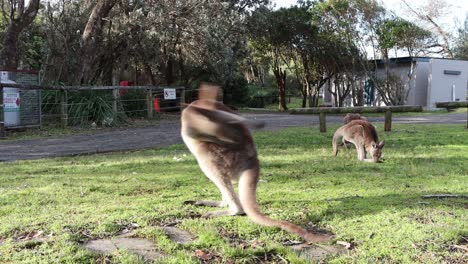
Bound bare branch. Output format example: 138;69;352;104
401;0;453;57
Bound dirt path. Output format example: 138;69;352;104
0;112;465;161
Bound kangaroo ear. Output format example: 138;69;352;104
378;140;385;148
372;142;377;148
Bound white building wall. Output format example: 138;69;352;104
427;59;468;109
407;60;430;107
321;58;468;108
368;63;413;106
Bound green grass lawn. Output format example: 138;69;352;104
0;124;467;263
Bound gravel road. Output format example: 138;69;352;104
0;111;465;161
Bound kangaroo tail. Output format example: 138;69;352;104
238;166;328;243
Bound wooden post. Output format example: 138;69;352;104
112;88;119;115
0;122;5;139
435;102;468;129
319;112;326;132
0;84;4;138
60;90;68;128
384;110;392;132
146;89;153;119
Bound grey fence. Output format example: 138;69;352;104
0;71;41;132
0;83;189;137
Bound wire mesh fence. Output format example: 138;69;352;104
0;83;193;133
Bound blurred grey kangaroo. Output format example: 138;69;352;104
333;120;385;162
181;83;331;243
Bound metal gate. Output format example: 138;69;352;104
0;70;41;129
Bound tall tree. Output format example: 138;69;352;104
453;15;468;60
401;0;453;57
248;7;293;111
310;0;370;107
0;0;40;69
79;0;118;84
375;18;431;105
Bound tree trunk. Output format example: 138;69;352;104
272;52;287;111
165;57;174;85
273;66;287;111
0;0;40;69
0;23;21;69
302;95;307;108
79;0;118;84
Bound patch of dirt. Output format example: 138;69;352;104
116;222;139;236
0;230;53;250
194;249;224;263
84;234;165;261
448;236;468;254
443;255;468;264
149;210;202;227
7;230;52;245
160;226;195;245
290;243;346;262
251;250;290;263
217;227;249;249
217;226;343;263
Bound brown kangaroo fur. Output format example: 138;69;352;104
181;86;331;243
341;113;368;147
333;120;385;162
343;113;367;125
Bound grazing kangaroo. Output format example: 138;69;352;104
343;113;367;124
341;113;368;147
181;86;331;243
332;120;385;162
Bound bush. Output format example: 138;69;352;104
41;90;121;127
67;91;119;126
120;89;147;118
245;85;276;108
223;75;250;106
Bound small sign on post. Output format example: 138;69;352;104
164;88;176;100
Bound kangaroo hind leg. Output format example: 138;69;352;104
197;163;244;218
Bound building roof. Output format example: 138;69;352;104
369;57;429;65
369;56;468;65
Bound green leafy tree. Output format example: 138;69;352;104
247;6;296;111
375;18;432;105
0;0;40;69
453;15;468;60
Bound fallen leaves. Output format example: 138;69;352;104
195;249;214;261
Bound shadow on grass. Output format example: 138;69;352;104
316;192;468;223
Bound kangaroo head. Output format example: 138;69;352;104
370;140;385;162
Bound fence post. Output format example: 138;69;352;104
0;84;4;139
384;110;392;132
0;122;4;139
319;112;327;132
60;89;68;128
179;87;185;110
112;88;119;115
146;88;153;119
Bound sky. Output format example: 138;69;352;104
271;0;468;32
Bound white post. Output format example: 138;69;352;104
451;84;456;101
